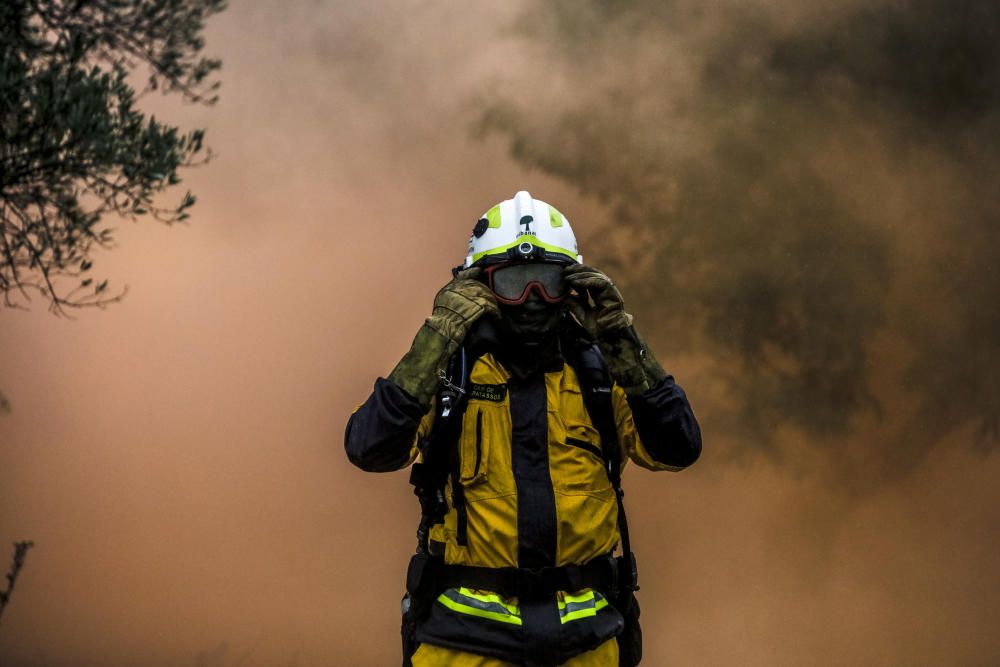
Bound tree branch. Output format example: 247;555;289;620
0;541;34;628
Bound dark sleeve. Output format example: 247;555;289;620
626;376;702;469
344;377;429;473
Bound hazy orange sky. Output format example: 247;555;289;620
1;2;998;666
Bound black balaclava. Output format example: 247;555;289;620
492;292;568;379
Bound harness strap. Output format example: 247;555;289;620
436;554;623;601
450;466;469;546
411;347;472;553
567;341;638;593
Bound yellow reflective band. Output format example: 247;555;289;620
486;204;502;229
472;235;577;264
559;597;609;624
549;207;564;228
437;589;523;626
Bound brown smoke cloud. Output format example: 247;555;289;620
1;1;997;665
474;0;1000;492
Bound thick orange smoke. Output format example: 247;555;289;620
1;2;997;665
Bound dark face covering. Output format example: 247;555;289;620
498;293;564;342
494;293;567;378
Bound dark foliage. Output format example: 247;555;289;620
0;0;225;312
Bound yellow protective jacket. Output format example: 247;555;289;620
346;341;701;665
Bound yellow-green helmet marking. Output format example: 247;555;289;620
464;191;583;268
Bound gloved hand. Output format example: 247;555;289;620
389;268;499;406
424;267;500;345
562;264;632;336
564;264;667;396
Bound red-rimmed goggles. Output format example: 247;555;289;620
483;262;567;305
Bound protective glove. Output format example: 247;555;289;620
563;264;667;396
562;264;632;336
388;268;500;406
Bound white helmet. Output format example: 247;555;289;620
464;191;583;268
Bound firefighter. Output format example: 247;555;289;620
346;191;701;666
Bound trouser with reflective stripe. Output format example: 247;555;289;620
411;637;618;667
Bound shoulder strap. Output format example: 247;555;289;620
566;340;638;591
568;344;621;481
409;347;475;553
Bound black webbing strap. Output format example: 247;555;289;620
567;340;638;593
410;347;473;552
567;339;642;667
450;436;469;546
437;554;621;600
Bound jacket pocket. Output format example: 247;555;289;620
565;436;605;464
460;407;488;485
552;418;612;496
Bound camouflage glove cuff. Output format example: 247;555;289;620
388;323;459;407
599;327;669;397
388;269;499;406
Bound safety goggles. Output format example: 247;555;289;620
483;262;567;305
